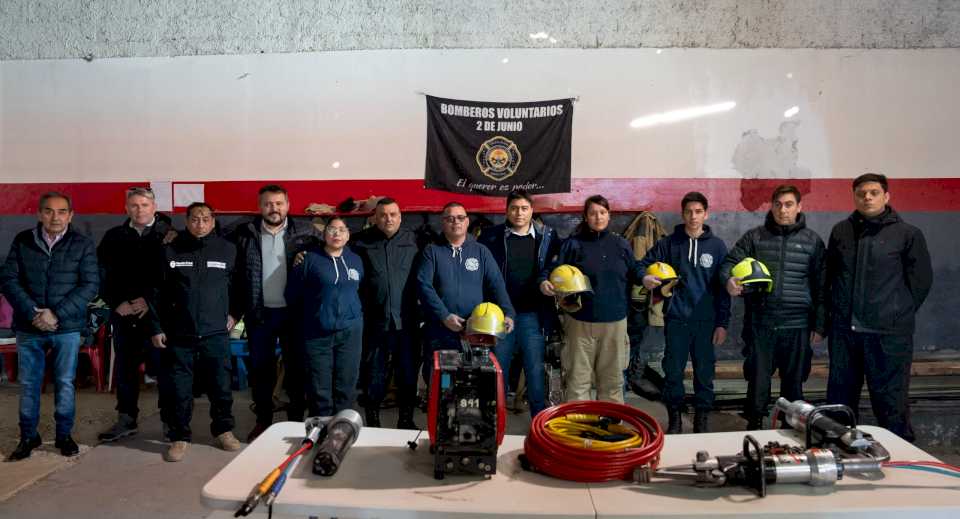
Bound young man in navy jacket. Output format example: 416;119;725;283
639;192;730;434
417;202;515;382
478;191;560;417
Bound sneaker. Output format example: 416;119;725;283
55;436;80;457
6;435;42;462
164;441;189;462
98;414;138;442
246;423;269;443
215;431;242;452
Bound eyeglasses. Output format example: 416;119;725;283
325;226;350;235
442;215;468;223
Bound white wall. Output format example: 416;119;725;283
2;48;958;183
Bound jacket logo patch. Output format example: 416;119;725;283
699;253;714;268
347;268;360;281
170;260;193;268
464;258;480;271
207;261;227;269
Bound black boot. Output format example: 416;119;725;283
694;409;710;433
55;436;80;457
364;406;381;428
745;415;763;431
666;408;683;434
7;435;42;462
397;407;418;430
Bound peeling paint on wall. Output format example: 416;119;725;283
733;121;812;210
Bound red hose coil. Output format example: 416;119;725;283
523;400;665;482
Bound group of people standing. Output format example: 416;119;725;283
0;172;932;465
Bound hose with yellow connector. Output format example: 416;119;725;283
523;401;664;482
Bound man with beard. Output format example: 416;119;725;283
228;185;321;441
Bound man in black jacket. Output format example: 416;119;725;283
150;202;241;462
228;185;321;441
352;198;422;429
97;187;175;442
478;190;561;417
720;185;826;430
825;173;932;441
1;192;99;461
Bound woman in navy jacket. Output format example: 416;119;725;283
542;195;643;403
286;217;364;417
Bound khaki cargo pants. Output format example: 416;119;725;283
561;316;629;403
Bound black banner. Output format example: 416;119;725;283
424;95;573;196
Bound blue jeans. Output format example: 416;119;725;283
493;312;546;417
303;319;363;417
17;331;82;439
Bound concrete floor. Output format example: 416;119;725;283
0;379;957;519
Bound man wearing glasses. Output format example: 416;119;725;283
227;185;321;441
417;202;515;382
286;217;365;417
97;187;176;442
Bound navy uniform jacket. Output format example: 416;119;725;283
417;236;515;338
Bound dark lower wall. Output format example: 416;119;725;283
1;209;956;361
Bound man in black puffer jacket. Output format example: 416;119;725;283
825;173;932;442
148;202;241;462
227;185;321;441
720;185;826;430
1;192;99;461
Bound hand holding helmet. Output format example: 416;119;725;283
729;258;773;296
548;265;593;313
644;262;680;298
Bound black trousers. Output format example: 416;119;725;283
162;334;234;442
246;308;306;424
112;315;166;420
827;325;915;442
743;325;809;418
662;320;715;410
360;327;420;410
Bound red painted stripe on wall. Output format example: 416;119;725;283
1;178;958;215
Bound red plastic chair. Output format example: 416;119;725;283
0;295;16;382
41;323;110;393
80;324;108;392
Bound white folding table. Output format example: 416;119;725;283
202;422;960;518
